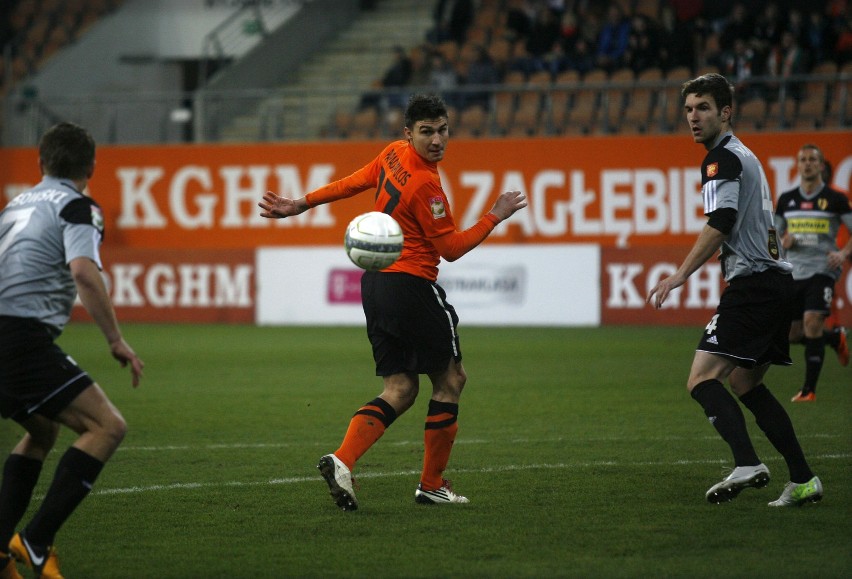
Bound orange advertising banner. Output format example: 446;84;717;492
2;131;850;250
70;248;255;323
600;246;852;328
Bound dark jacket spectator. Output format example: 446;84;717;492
596;4;631;71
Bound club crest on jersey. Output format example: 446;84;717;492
90;205;104;231
706;162;719;178
429;197;446;219
818;198;828;210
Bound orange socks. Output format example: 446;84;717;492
334;397;397;470
420;400;459;491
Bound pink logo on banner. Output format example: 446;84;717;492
327;269;363;304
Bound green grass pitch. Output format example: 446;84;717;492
1;323;850;577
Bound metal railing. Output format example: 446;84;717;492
3;72;849;146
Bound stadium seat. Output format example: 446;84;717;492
457;104;488;137
735;99;767;131
507;102;542;137
659;66;691;132
548;70;579;133
824;62;852;127
603;68;635;133
492;70;525;135
565;69;606;135
622;67;663;133
766;98;794;130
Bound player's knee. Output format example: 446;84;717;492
22;424;60;457
101;412;128;449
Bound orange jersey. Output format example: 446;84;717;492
306;140;498;281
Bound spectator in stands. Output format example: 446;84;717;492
595;4;631;72
832;16;852;64
504;0;534;41
766;31;807;101
719;3;754;49
659;4;696;70
624;14;660;74
721;37;761;101
428;52;460;107
752;2;784;57
408;44;433;88
525;4;561;65
559;36;595;76
462;44;500;109
804;10;832;65
558;8;579;52
382;45;413;108
430;0;475;45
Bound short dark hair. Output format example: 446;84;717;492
404;94;448;128
800;143;824;163
681;73;734;113
39;122;95;180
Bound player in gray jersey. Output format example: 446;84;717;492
0;122;144;579
647;74;821;508
775;144;852;402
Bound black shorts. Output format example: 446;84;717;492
791;274;835;318
696;269;794;369
0;316;93;422
361;271;462;376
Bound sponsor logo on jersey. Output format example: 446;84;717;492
707;335;718;345
801;201;813;210
429;197;446;219
706;162;718;178
788;218;830;234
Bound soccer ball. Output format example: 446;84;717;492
344;211;404;271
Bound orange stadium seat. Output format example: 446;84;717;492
603;68;635;133
548;69;579;133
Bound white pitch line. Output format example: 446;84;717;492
87;453;852;498
115;432;843;453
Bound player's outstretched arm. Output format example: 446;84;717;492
259;191;309;219
70;257;145;387
489;190;527;221
647;225;726;309
432;190;528;262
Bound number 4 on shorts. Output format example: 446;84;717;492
705;314;719;335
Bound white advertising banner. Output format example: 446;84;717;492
256;245;600;326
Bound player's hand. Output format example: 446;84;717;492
110;338;144;388
646;275;684;310
489;190;527;221
259;191;306;219
827;249;849;270
781;232;794;249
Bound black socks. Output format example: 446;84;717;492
691;379;761;466
25;447;104;547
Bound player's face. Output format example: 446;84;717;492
797;148;823;183
406;117;448;163
684;93;729;149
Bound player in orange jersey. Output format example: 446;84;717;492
259;94;527;510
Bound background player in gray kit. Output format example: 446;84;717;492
774;143;852;403
646;73;822;508
0;122;144;579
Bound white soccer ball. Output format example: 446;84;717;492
344;211;404;271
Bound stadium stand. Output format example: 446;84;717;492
352;0;852;140
2;0;850;143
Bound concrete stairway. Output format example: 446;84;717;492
219;0;434;142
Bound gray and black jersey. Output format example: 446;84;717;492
701;132;792;282
774;184;852;281
0;177;104;336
